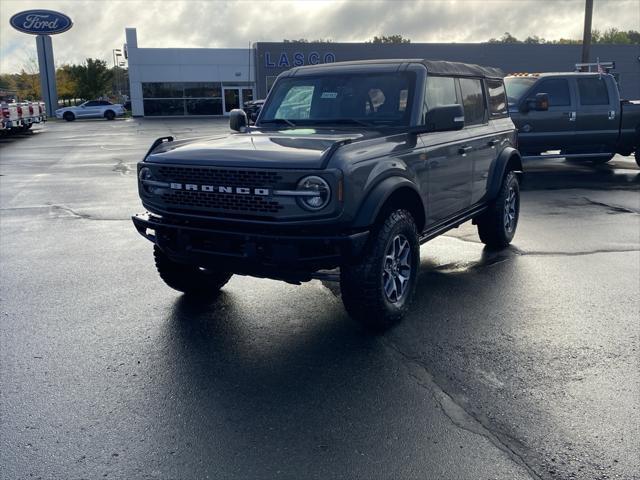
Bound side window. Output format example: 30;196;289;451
459;78;486;126
486;79;508;117
85;101;98;107
577;78;609;105
530;79;571;106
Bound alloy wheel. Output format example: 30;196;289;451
382;234;412;303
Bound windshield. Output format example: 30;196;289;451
504;77;537;105
259;72;415;127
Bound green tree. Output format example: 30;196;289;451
367;34;411;44
69;58;113;100
56;65;78;104
487;32;522;44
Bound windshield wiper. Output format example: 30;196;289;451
260;118;296;127
314;118;375;127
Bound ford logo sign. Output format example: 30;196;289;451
9;10;73;35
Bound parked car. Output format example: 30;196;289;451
505;72;640;167
133;59;523;329
242;99;265;122
55;100;126;121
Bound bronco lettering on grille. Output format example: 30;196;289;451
169;183;270;196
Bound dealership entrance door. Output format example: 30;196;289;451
223;87;255;115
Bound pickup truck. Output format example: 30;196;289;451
1;102;19;134
133;59;523;329
18;101;46;131
505;72;640;167
55;100;126;121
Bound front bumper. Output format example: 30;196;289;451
132;212;369;280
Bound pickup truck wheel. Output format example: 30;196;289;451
153;246;232;296
477;171;520;249
340;209;419;331
104;110;115;120
63;112;75;122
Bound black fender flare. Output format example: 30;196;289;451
352;176;424;229
486;147;523;201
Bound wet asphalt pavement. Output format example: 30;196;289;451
1;118;638;480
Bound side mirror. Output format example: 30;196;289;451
523;93;549;112
415;104;465;134
229;109;248;132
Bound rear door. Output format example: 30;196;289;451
574;76;619;151
457;77;495;205
516;77;576;153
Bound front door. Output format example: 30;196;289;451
514;77;576;154
222;87;255;116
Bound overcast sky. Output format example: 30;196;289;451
1;0;638;73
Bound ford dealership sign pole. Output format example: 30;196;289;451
9;10;73;117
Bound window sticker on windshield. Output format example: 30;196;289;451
321;92;338;99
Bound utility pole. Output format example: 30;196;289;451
581;0;594;69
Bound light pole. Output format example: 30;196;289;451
112;48;122;98
581;0;594;69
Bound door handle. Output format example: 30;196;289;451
458;146;473;155
488;139;499;147
564;111;577;121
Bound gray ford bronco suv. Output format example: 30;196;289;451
133;59;522;329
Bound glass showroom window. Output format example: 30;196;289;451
142;82;223;116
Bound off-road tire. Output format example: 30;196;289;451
477;171;520;249
104;110;115;120
153;245;232;295
63;112;75;122
340;209;420;331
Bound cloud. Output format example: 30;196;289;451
1;0;637;73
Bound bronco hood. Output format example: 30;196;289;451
145;129;365;169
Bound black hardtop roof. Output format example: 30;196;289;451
505;72;614;78
292;58;504;79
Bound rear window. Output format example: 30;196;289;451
486;79;508;117
530;79;571;107
459;78;486;126
577;78;610;105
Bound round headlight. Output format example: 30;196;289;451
296;176;331;211
139;167;153;182
139;167;155;194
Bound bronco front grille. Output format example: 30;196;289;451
161;190;283;213
154;166;285;214
157;166;283;187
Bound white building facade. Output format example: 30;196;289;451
125;28;255;117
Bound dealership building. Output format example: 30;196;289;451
125;28;640;117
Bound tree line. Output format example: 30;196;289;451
0;58;122;103
487;28;640;45
286;28;639;45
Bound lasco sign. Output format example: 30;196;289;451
265;51;336;68
10;10;73;35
